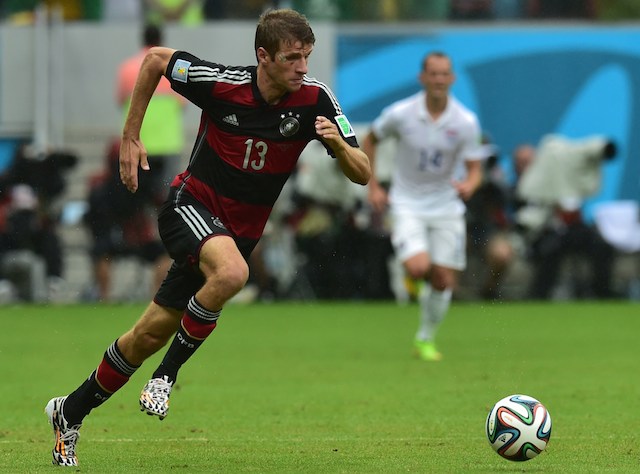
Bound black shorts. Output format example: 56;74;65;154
153;187;234;311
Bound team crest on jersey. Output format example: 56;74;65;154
171;59;191;83
279;112;300;137
335;114;355;138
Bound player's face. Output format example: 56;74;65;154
420;56;454;99
268;40;313;93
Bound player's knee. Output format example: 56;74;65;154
404;254;430;280
224;261;250;294
204;259;249;299
430;280;451;292
430;268;456;291
405;262;429;281
406;267;426;281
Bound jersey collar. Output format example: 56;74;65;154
420;91;453;123
251;66;292;106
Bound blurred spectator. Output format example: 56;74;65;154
527;0;596;19
597;1;640;21
464;140;515;300
450;0;494;20
466;137;619;301
0;184;56;302
83;139;171;302
42;0;82;20
1;0;101;23
1;0;38;23
144;0;204;25
286;141;393;300
0;143;76;302
592;200;640;300
492;0;526;19
202;0;229;19
112;23;184;300
102;0;142;22
291;0;340;20
44;0;104;20
203;0;279;20
466;136;620;301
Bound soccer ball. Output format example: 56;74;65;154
486;394;552;462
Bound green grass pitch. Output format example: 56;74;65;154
1;300;638;472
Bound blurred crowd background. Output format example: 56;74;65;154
2;0;640;23
0;0;638;305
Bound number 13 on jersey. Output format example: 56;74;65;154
243;138;268;170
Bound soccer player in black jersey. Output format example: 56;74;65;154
45;9;370;466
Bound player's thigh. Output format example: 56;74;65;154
199;236;249;287
428;215;466;271
156;190;237;310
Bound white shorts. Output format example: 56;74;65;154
390;211;466;270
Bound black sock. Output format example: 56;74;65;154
64;340;139;425
152;296;220;384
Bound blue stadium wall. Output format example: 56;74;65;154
336;26;640;219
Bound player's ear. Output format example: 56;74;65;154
418;70;427;86
257;47;270;65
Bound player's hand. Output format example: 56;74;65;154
452;179;474;201
368;181;388;213
314;116;342;148
119;137;149;193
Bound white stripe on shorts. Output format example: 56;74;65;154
174;205;213;240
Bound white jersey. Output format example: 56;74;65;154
371;91;485;217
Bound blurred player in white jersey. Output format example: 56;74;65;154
363;51;486;361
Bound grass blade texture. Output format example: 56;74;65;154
1;301;638;473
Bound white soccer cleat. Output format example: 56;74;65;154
139;376;173;420
45;396;81;466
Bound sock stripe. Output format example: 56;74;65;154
187;296;221;323
96;360;131;394
182;316;217;340
105;340;138;376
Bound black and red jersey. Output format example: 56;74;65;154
164;50;359;249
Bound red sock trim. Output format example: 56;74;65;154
182;314;217;340
95;358;130;394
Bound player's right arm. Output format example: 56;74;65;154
120;46;177;193
364;102;400;213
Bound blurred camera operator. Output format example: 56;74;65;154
0;143;77;302
515;136;617;299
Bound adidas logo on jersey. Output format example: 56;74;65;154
222;114;239;126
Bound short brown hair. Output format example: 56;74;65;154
254;9;315;61
421;51;451;71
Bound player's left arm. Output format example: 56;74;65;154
454;158;483;201
452;114;485;201
314;115;371;185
